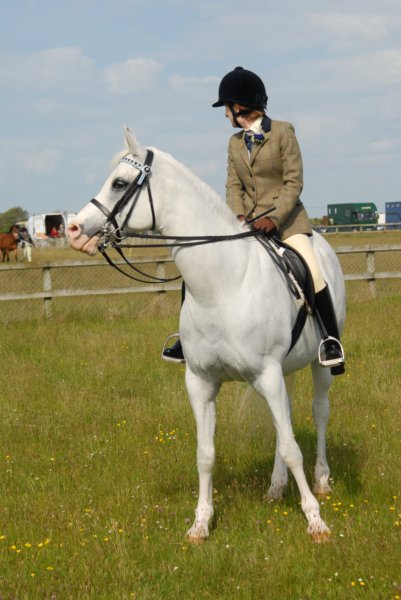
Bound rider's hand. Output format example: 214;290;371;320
252;216;276;233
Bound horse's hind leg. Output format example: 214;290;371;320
266;374;295;501
254;364;330;541
185;368;220;543
311;360;333;496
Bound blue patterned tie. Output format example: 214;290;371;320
244;131;264;152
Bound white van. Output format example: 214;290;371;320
27;212;76;244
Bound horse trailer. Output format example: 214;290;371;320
385;202;401;229
27;212;76;243
327;203;378;231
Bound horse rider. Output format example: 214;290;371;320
162;66;345;375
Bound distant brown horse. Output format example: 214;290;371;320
0;225;20;262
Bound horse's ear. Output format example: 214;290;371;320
123;126;144;158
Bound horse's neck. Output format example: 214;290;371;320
154;150;239;235
153;154;258;295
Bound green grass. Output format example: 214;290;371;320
1;295;400;599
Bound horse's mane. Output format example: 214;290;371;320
112;146;240;228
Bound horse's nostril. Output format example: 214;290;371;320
67;223;80;236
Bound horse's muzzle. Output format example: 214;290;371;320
67;223;100;255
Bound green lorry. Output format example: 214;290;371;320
327;202;378;230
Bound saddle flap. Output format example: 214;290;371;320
272;236;315;310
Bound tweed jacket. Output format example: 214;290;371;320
226;115;312;240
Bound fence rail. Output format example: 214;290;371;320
1;245;401;318
0;256;181;318
334;243;401;298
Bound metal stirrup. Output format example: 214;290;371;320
318;336;345;367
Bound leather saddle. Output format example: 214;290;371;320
256;234;316;353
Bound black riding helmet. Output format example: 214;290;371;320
212;66;268;110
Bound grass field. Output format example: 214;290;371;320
1;289;400;598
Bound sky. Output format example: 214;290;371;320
1;0;400;219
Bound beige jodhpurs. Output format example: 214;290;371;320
284;234;326;293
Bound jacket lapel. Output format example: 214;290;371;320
250;115;272;164
238;135;252;172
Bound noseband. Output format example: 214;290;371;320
90;150;155;249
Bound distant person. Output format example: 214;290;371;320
19;227;34;263
50;226;59;238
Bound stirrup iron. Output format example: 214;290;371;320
318;336;345;367
161;333;185;363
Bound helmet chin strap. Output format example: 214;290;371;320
228;103;252;128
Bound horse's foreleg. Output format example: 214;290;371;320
311;360;333;496
185;368;219;543
254;363;330;541
266;374;295;500
266;434;288;501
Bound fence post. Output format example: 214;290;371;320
366;251;376;298
42;265;53;318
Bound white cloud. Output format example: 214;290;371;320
102;57;163;95
275;47;401;97
0;47;94;93
311;12;390;47
295;114;356;142
24;148;63;174
169;75;219;92
0;140;62;175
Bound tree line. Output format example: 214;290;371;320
0;207;29;232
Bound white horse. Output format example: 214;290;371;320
68;128;345;543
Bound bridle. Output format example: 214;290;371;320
88;148;274;284
88;150;175;284
91;150;155;248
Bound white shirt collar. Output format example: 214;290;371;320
245;116;263;134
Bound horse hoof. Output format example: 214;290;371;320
313;484;333;498
313;489;332;500
186;534;208;545
265;492;284;502
265;483;287;502
185;521;210;544
309;529;331;544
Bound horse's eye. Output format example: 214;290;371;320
112;178;128;190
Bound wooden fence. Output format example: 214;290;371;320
335;243;401;298
0;256;181;318
1;245;401;318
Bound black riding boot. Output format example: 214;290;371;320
162;338;185;363
315;285;345;376
162;283;186;363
